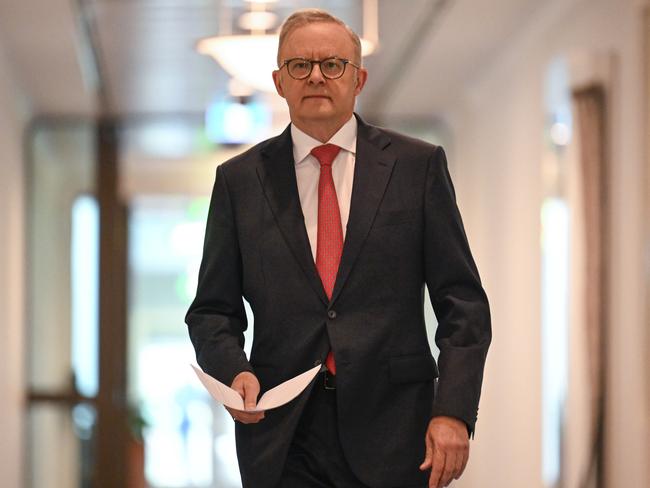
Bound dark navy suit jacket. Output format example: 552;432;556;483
186;114;491;488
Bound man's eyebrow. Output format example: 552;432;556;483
290;54;343;60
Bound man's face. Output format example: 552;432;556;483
272;22;368;129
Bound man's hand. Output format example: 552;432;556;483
226;371;265;424
419;416;469;488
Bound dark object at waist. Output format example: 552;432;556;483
322;370;336;390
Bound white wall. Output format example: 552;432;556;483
0;34;29;488
445;0;649;486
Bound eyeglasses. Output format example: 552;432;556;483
279;57;361;80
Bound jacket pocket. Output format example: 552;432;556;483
388;353;439;384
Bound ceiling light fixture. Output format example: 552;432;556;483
197;0;379;93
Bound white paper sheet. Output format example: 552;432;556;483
191;363;322;412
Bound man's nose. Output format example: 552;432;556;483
307;63;326;84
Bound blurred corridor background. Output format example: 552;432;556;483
0;0;649;487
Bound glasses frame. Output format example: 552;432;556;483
279;56;361;80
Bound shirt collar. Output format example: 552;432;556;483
291;115;357;165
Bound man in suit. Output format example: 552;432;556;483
186;9;491;488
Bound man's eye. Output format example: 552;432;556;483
324;61;339;69
293;62;308;69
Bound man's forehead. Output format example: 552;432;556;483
280;22;356;58
282;47;341;59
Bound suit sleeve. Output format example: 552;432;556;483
424;146;491;436
185;165;254;386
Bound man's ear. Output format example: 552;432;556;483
272;70;285;98
354;67;368;95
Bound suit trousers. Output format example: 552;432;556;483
279;373;370;488
278;374;429;488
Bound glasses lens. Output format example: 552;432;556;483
320;58;345;78
287;59;312;79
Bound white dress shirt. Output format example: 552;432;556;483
291;115;357;261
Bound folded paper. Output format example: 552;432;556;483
191;363;322;412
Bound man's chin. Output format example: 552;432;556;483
297;107;336;120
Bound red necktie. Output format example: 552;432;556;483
311;143;342;375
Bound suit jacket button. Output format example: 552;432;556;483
328;310;337;319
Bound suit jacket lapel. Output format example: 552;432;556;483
331;115;396;304
256;125;329;306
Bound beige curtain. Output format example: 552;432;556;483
571;84;608;488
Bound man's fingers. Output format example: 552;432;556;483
243;379;260;410
230;372;262;413
231;382;245;398
419;437;433;470
227;372;265;424
226;406;265;424
439;451;457;487
428;448;445;488
236;411;265;423
423;416;471;486
455;447;469;479
240;374;260;411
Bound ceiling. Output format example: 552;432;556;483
0;0;541;121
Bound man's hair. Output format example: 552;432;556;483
276;9;362;67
